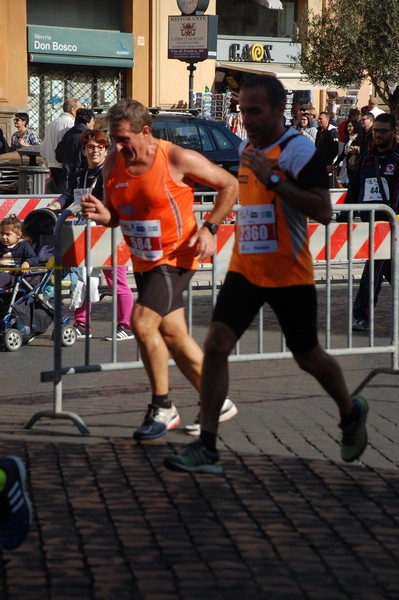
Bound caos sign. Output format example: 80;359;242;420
229;43;274;63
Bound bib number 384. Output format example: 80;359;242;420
237;204;278;254
120;219;163;261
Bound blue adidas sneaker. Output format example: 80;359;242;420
0;456;32;550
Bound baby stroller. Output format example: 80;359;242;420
0;208;77;351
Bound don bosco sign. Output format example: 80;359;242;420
229;43;274;63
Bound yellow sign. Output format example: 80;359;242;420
250;43;264;62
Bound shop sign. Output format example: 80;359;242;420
229;43;273;63
27;26;134;67
217;36;300;65
168;15;218;62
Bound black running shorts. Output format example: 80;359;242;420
134;265;195;317
212;271;319;354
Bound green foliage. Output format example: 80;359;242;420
295;0;399;111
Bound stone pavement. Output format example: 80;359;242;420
1;288;399;599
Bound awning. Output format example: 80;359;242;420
255;0;283;8
216;61;314;91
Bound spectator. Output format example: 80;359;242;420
315;112;339;186
300;104;317;128
0;214;38;288
368;97;385;118
347;113;399;331
40;97;83;191
47;129;134;341
337;108;360;144
10;113;40;150
335;119;363;187
358;112;375;156
296;113;317;143
0;128;10;154
55;108;95;194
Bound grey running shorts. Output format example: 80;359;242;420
134;265;195;317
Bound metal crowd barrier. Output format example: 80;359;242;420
15;195;398;435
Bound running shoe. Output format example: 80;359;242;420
133;404;180;441
164;439;222;474
352;319;369;332
184;398;238;436
0;456;32;550
340;396;369;462
74;324;92;339
105;325;135;341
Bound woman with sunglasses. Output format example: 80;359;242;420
10;113;40;150
47;129;134;341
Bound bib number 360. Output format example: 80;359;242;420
237;204;278;254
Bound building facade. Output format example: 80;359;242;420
1;0;362;144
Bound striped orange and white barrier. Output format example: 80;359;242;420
330;189;347;205
59;221;392;268
0;195;390;267
0;188;346;222
0;195;57;220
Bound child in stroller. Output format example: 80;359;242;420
0;210;76;351
0;214;38;286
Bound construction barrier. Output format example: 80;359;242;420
0;195;57;220
0;194;397;434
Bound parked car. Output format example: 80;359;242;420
0;151;20;194
149;108;241;177
94;107;242;178
0;148;48;195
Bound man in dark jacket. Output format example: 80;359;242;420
55;108;94;193
347;113;399;330
315;112;339;186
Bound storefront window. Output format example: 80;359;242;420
216;0;296;38
27;0;122;30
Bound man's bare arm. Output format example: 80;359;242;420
167;145;239;260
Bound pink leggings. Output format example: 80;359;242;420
74;266;134;329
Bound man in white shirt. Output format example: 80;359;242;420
40;97;82;190
368;97;385;118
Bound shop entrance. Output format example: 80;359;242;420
28;66;125;139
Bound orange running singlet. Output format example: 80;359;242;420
229;140;315;287
106;139;198;272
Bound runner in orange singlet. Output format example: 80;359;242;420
165;76;369;474
80;99;238;441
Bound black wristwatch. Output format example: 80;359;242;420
203;221;219;235
266;172;282;190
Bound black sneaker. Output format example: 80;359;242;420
340;396;369;462
0;456;32;550
164;439;222;474
74;324;92;339
352;319;369;332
